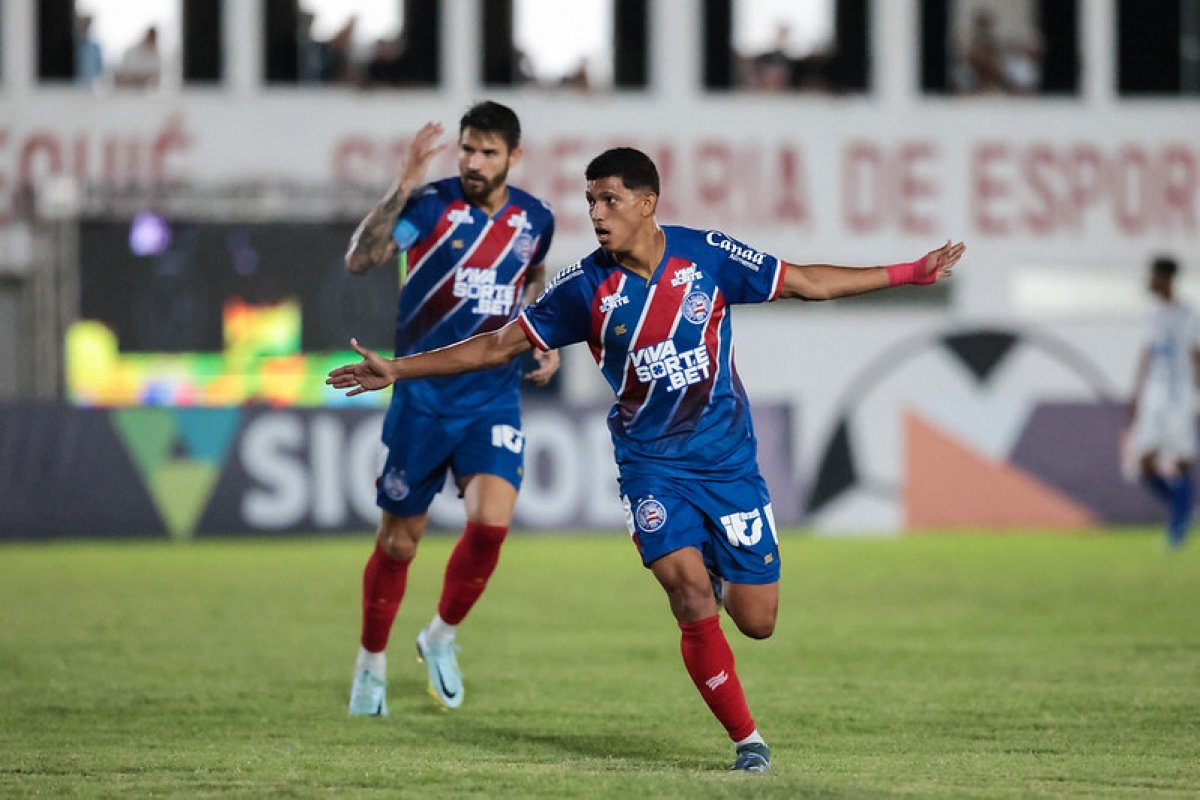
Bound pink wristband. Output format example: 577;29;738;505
885;257;931;286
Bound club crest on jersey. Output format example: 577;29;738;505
507;211;532;231
705;230;767;271
381;467;410;502
514;232;535;261
635;497;667;532
682;290;712;324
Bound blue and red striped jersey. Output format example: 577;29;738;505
519;225;785;478
391;177;554;413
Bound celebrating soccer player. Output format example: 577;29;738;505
1125;256;1200;550
343;102;557;716
329;146;965;770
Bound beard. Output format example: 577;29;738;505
461;167;509;203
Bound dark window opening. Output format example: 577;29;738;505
1118;0;1200;95
483;0;645;90
265;0;439;88
921;0;1079;96
704;0;869;93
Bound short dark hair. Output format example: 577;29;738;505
585;147;660;195
1152;256;1178;279
459;101;521;151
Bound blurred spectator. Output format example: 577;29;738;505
113;25;161;89
296;9;325;83
744;23;794;91
956;10;1042;95
321;17;358;84
560;59;591;91
960;11;1012;92
74;13;104;86
513;47;537;86
793;43;836;92
1001;32;1043;93
737;21;837;93
362;34;419;87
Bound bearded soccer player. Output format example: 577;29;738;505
330;147;965;768
343;101;557;716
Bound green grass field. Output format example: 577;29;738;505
2;531;1198;798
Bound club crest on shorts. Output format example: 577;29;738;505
381;467;410;501
682;290;712;324
635;497;667;532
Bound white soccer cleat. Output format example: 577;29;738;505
415;627;464;709
348;668;388;716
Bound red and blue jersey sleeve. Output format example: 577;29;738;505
391;183;443;251
697;229;785;304
518;262;591;351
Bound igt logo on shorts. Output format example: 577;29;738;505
720;504;778;547
491;424;525;454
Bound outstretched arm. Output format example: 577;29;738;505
326;320;535;396
345;122;448;275
779;240;966;301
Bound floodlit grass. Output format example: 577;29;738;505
1;531;1198;797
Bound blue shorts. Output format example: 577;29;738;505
376;402;524;517
619;471;781;585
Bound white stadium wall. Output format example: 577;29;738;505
0;0;1196;535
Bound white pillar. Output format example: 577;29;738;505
5;0;34;99
1080;0;1114;107
225;0;261;98
651;0;700;99
874;0;918;109
442;0;480;106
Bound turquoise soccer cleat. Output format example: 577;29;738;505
415;627;464;709
730;742;771;773
348;669;388;717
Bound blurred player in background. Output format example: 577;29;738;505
329;147;964;770
1126;256;1200;550
343;102;557;716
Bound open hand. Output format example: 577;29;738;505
326;338;396;396
916;240;967;284
400;122;449;189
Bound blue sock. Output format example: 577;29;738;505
1142;473;1172;502
1166;474;1194;546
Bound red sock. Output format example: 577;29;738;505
360;541;411;653
679;615;756;741
437;522;509;625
